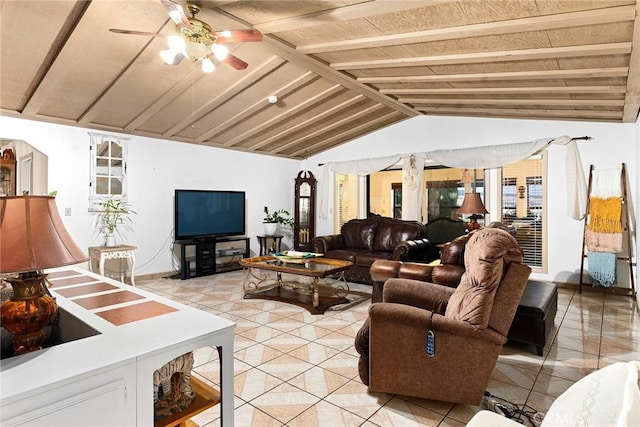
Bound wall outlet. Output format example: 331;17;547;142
65;207;72;216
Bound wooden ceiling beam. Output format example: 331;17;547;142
123;65;203;131
223;84;345;147
252;0;456;34
161;56;285;137
261;37;419;117
417;106;622;120
289;111;403;157
195;71;317;142
270;103;385;154
332;43;632;70
402;98;625;106
622;0;640;122
249;94;366;151
215;8;419;118
381;86;628;95
297;5;636;54
358;67;629;83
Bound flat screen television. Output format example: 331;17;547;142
174;189;246;240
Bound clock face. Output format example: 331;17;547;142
300;183;311;197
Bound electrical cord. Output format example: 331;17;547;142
482;391;545;426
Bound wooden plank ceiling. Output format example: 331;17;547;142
1;0;639;159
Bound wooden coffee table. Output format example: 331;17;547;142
239;255;354;314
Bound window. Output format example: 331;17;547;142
502;177;517;218
89;133;129;210
335;155;547;270
526;176;543;219
391;183;402;219
334;174;359;232
500;156;546;270
366;167;484;223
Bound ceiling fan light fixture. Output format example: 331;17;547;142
201;58;216;73
211;44;229;61
160;48;179;65
167;35;185;52
168;9;183;24
183;40;210;62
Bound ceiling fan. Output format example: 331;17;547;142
109;0;262;72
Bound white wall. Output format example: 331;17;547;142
308;115;639;285
4;114;638;286
0;116;300;277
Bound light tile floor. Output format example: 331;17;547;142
138;271;640;427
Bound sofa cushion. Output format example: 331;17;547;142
355;251;393;267
372;219;425;252
444;228;523;328
324;249;368;263
341;218;377;251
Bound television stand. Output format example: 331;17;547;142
175;236;250;279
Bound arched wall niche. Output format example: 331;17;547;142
0;138;48;195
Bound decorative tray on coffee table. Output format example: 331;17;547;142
273;251;323;264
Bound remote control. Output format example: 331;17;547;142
425;330;435;356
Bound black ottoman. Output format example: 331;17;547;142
507;280;558;356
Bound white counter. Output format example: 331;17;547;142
0;267;235;426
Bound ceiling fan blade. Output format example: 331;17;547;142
160;0;191;29
109;28;171;38
224;54;248;70
212;29;263;43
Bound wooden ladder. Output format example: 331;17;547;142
579;162;636;300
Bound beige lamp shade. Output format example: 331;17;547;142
458;192;489;215
0;196;88;273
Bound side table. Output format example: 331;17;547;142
257;235;283;255
88;245;137;286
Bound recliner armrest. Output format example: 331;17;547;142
383;278;455;313
312;234;345;253
392;238;440;262
369;302;505;346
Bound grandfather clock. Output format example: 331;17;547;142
294;170;316;251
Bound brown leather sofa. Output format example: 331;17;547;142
312;216;439;284
369;224;558;356
355;227;531;404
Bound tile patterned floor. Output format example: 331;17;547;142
138;271;640;427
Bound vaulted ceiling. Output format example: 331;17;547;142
2;0;639;160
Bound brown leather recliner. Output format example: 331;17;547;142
355;227;531;405
370;233;471;302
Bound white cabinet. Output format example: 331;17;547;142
3;367;136;426
0;267;235;426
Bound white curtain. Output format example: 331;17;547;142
319;136;587;221
320;154;401;220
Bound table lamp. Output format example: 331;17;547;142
0;195;88;355
458;192;489;231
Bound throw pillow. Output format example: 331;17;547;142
541;361;640;426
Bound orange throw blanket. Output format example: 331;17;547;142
587;197;623;234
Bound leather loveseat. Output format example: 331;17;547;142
312;216;439;284
370;233;471;302
369;223;558;356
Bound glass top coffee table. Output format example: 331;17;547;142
239;255;354;314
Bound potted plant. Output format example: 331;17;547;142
98;197;136;247
263;206;294;236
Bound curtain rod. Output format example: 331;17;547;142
317;135;593;166
570;136;593;141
